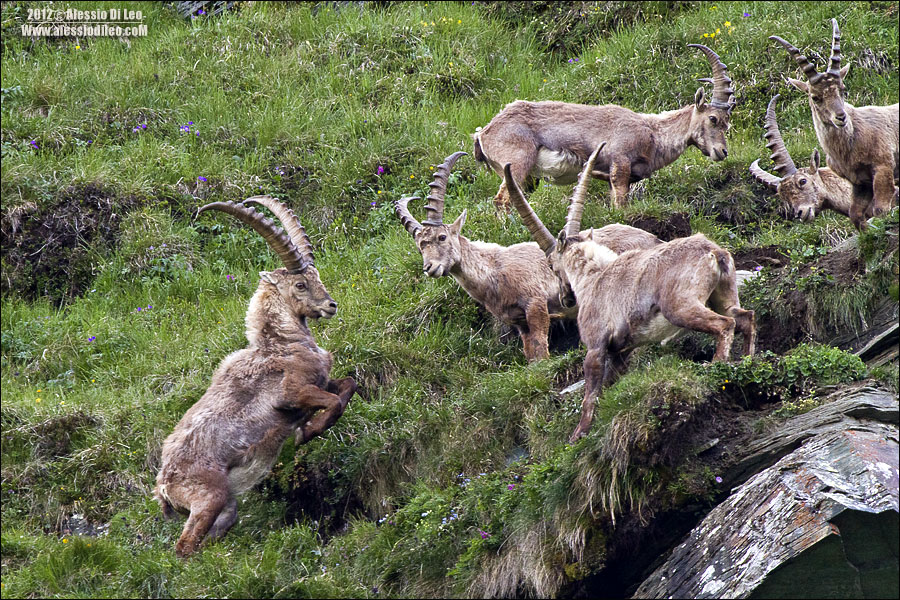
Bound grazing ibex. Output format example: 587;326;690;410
750;95;853;222
770;19;899;229
507;144;755;442
155;196;357;557
394;152;662;362
474;44;735;209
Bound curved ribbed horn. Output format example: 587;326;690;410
827;18;842;76
423;151;467;225
564;143;606;239
394;196;424;237
198;201;306;272
762;95;797;178
243;195;315;268
749;160;783;190
769;34;823;83
688;44;735;111
503;164;556;254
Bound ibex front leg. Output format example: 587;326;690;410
521;300;551;362
286;379;357;445
570;346;608;443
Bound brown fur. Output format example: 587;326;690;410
772;21;899;229
754;150;854;221
400;208;661;362
506;147;754;442
154;267;356;557
475;91;731;209
552;234;756;442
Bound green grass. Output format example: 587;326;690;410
2;1;897;598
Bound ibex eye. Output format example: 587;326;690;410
799;179;807;186
812;96;822;103
295;282;306;290
438;234;447;242
709;116;718;125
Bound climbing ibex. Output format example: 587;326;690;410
771;19;899;229
474;44;735;209
507;144;755;442
394;152;661;362
155;196;357;557
750;95;853;222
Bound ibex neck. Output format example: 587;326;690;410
450;236;500;298
649;105;694;170
819;168;854;217
565;242;617;300
246;288;319;350
811;103;856;176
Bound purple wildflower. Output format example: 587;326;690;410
715;476;723;483
30;140;39;149
377;165;385;175
88;336;96;342
371;201;377;206
754;265;763;271
195;131;200;136
197;9;204;15
147;305;152;310
226;274;234;281
188;121;193;125
507;484;515;490
197;176;207;182
148;246;155;250
136;307;142;312
742;11;750;17
479;530;490;539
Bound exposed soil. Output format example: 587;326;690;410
626;212;691;241
732;246;788;270
1;183;142;303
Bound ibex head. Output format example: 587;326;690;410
394;152;468;278
687;44;736;162
770;19;851;129
750;95;830;222
506;143;616;309
198;196;337;320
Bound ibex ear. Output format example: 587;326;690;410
839;64;850;79
450;209;467;235
260;271;278;285
556;229;569;250
810;149;820;173
694;87;706;107
787;78;809;93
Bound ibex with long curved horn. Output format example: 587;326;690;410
395;152;662;362
770;19;899;229
750;95;853;222
474;44;735;209
507;144;755;442
155;196;357;557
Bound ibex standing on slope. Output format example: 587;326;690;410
474;44;735;209
155;196;357;557
750;95;854;222
770;19;899;230
394;152;662;362
507;144;755;442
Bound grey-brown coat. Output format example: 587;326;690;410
395;152;661;362
154;197;357;557
770;19;899;229
750;95;854;222
474;44;735;209
507;144;755;442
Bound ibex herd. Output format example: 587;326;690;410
154;18;895;556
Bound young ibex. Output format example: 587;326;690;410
770;19;899;229
155;196;357;557
394;152;662;362
474;44;735;209
750;94;853;222
507;144;755;442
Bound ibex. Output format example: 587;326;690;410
394;151;662;362
507;144;755;442
770;19;899;229
750;95;853;222
155;196;357;557
474;44;735;209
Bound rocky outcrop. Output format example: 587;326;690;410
633;387;899;599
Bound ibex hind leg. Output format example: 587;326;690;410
173;471;231;558
727;307;756;356
665;303;735;362
205;497;238;541
492;148;536;212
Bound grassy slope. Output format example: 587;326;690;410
1;1;897;598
